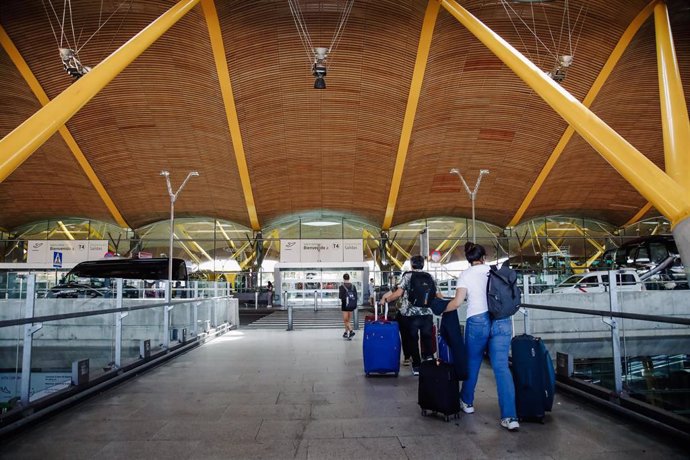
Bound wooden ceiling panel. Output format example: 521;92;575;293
0;0;688;232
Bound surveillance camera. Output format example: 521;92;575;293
312;64;327;78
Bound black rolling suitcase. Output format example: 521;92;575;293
418;359;460;422
511;334;555;422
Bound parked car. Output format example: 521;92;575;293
45;257;187;298
552;270;644;294
602;235;686;289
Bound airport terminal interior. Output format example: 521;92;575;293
0;0;689;457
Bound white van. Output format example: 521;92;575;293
552;270;644;294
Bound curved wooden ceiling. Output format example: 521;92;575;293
0;0;688;231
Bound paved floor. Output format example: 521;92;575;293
1;329;687;460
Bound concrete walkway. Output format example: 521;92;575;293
1;329;686;459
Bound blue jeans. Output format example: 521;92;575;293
460;312;516;419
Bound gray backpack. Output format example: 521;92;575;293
486;263;521;319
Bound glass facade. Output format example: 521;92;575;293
0;215;675;287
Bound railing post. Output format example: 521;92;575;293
213;281;218;326
193;281;199;336
521;274;531;335
115;278;128;369
20;275;42;407
606;270;624;396
314;290;318;312
255;290;259;310
354;306;359;330
163;280;171;349
287;300;294;331
282;290;288;310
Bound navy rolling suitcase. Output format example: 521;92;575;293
418;359;460;421
363;303;401;377
511;334;555;422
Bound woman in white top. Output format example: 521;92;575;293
445;242;519;431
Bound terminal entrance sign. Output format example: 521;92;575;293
27;240;108;265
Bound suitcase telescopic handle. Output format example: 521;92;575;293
376;302;389;321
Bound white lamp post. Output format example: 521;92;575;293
449;168;489;243
160;170;199;301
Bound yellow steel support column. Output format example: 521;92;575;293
0;25;129;228
507;0;660;227
201;0;260;230
625;202;654;227
382;0;440;229
440;0;690;225
654;2;690;190
0;0;200;183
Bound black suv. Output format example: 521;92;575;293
602;235;687;289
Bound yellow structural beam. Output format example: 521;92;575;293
508;1;660;227
435;223;464;252
382;0;440;229
440;0;690;226
625;202;654;226
0;25;129;228
654;2;690;190
439;237;462;264
0;0;200;184
201;0;260;231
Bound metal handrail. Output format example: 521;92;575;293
518;303;690;326
0;296;231;329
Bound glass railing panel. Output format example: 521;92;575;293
0;299;25;324
28;312;116;402
120;303;165;367
169;302;194;343
0;323;23;411
615;290;690;418
519;302;616;390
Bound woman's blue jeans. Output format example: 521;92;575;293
460;312;516;419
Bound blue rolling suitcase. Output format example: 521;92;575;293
438;332;453;363
511;334;555;422
363;303;401;377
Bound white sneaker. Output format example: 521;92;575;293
460;400;475;414
500;418;520;431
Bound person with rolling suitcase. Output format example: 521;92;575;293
379;255;442;376
441;242;520;432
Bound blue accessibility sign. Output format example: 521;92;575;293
53;251;63;268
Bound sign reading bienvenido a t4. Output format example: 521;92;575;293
27;240;108;265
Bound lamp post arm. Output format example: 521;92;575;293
175;172;197;197
451;170;473;198
472;175;484;195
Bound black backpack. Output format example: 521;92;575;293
342;284;357;311
486;262;521;319
407;271;436;308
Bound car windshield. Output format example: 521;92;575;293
559;275;585;287
65;275;108;288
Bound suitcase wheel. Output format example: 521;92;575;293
421;409;428;417
365;373;370;377
444;415;450;422
395;373;398;377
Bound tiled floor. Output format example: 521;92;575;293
1;329;687;459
